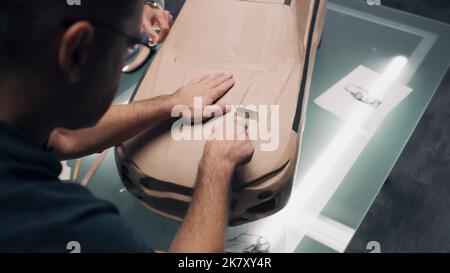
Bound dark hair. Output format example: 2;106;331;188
0;0;140;70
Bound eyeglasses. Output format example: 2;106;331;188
62;20;153;72
63;19;151;47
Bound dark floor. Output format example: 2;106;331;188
347;68;450;253
164;0;450;253
347;0;450;253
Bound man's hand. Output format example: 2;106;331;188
170;73;235;120
204;117;255;169
142;5;173;45
169;117;254;253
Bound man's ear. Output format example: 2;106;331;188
58;21;94;83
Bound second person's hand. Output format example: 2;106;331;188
142;5;173;45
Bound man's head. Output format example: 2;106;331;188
0;0;142;132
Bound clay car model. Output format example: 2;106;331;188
115;0;327;225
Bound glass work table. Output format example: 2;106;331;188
66;0;450;253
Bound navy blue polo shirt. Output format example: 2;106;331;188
0;122;150;253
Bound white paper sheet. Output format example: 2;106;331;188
314;65;413;134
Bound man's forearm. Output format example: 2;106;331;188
49;95;174;160
169;158;234;253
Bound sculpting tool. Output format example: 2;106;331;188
72;159;81;181
80;149;110;187
236;107;258;121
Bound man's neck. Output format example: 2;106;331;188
0;116;54;149
0;76;54;148
13;121;53;148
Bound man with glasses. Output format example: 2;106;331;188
0;0;254;252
